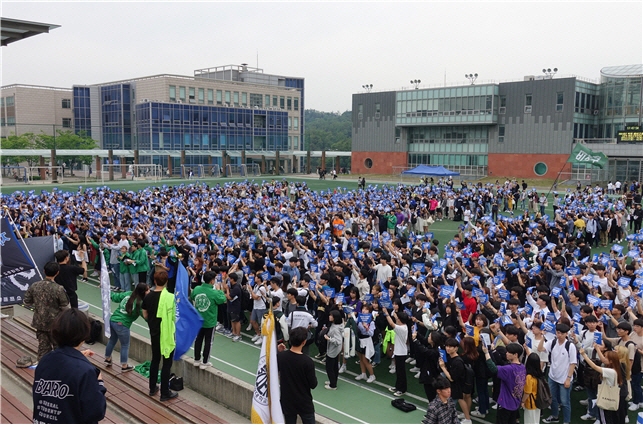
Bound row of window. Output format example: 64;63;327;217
135;132;291;151
168;86;299;111
408;153;488;166
408;142;489;153
0;117;70;128
0;96;15;107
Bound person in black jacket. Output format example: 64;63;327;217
413;331;444;402
33;309;106;424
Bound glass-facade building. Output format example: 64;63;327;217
73;86;92;137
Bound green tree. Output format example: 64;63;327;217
33;130;98;169
304;109;352;169
0;133;41;167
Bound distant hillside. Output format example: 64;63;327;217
304;109;351;152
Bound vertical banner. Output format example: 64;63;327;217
173;263;203;360
0;217;35;278
251;307;284;424
1;234;53;306
100;251;111;338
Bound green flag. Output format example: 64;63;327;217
567;143;607;169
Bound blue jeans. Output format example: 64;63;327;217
373;341;381;365
632;372;643;405
110;263;121;290
120;271;132;291
105;321;131;365
476;375;490;414
548;377;571;423
586;387;598;418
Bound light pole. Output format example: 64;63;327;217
362;84;373;93
410;79;421;90
465;74;478;85
543;68;558;79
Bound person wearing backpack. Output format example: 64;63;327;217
521;353;550;424
542;323;577;424
439;338;472;423
482;342;526;424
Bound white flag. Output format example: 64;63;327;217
100;251;111;338
251;308;284;424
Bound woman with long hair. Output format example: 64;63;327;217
323;310;344;390
104;282;150;371
522;353;544;424
354;304;376;383
579;345;628;424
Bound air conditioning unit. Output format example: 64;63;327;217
593;110;599;115
141;98;150;103
254;106;259;109
524;106;532;113
524;75;535;81
176;100;183;104
499;107;506;114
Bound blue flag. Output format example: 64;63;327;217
174;263;204;361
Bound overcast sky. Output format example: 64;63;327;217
3;1;642;112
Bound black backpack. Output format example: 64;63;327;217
86;320;102;345
533;376;553;410
548;339;573;365
241;287;252;312
391;398;416;413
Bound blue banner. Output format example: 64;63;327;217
174;263;204;360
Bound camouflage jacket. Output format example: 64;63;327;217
23;279;70;331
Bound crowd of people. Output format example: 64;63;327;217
9;175;643;424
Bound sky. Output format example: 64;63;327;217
2;1;642;113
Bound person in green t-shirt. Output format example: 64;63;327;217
190;271;227;368
386;212;397;235
104;282;149;371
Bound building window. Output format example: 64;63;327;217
225;91;231;104
217;90;223;105
6;96;14;106
280;96;285;109
179;87;186;102
62;118;72;128
294;98;299;111
208;89;214;105
189;87;196;103
250;93;262;108
62;99;71;109
534;162;548;176
169;86;176;102
287;97;292;110
525;94;532;106
556;92;564;111
294;117;299;130
233;92;239;106
198;88;204;104
273;95;278;107
500;96;506;108
498;125;505;143
288;136;292;149
265;95;271;107
364;158;373;169
242;92;247;106
375;103;381;113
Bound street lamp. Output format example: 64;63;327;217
543;68;558;79
465;73;478;85
410;79;421;90
362;84;373;92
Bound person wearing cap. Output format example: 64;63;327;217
543;323;576;424
422;376;460;425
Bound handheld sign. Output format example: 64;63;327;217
364;293;374;303
593;332;602;345
358;313;372;324
551;287;562;298
465;324;474;337
439;349;447;362
480;333;491;348
379;299;393;309
542;320;556;334
324;288;336;298
497;289;510;300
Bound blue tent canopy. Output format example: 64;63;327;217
401;165;460;176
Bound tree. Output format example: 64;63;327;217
33;130;98;169
0;133;39;167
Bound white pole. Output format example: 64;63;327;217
2;207;44;280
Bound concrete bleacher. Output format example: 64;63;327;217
1;315;228;424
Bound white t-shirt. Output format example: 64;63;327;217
601;367;617;386
253;285;267;310
526;331;549;363
548;340;578;384
375;264;392;284
393;324;409;356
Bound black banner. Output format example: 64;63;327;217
1;235;55;306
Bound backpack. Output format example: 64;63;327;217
391;398;417;413
86;320;103;345
548;339;572;365
626;341;642;375
463;362;475;393
241;287;252;312
533;376;553;410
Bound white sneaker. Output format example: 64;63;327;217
246;324;253;331
324;384;337;390
414;372;420;378
410;367;421;373
232;335;241;342
410;359;416;365
366;375;376;383
580;414;596;421
193;360;201;367
251;334;259;340
470;410;486;417
325;380;331;385
199;362;212;370
492;404;498;410
629;402;639;412
338;364;346;374
389;367;396;374
457;412;465;419
355;373;367;381
253;337;263;344
462;420;472;424
625;416;629;423
639;402;643;409
579;399;588;406
405;357;413;363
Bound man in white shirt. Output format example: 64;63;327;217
374;256;392;285
543;323;577;424
249;280;268;344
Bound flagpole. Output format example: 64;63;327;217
545;163;568;200
2;205;43;280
